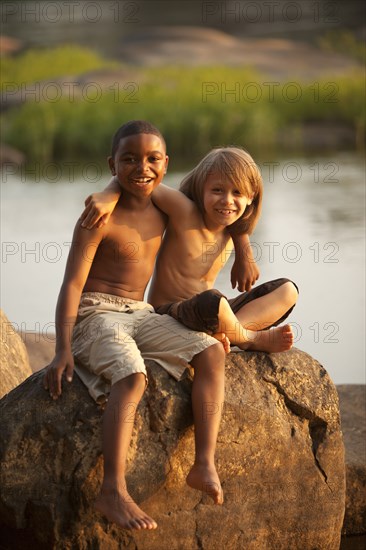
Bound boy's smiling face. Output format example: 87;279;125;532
202;171;252;230
108;133;168;198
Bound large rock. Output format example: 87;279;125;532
0;348;345;549
0;309;32;398
338;385;366;535
116;27;362;78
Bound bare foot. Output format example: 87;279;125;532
186;463;223;504
213;332;231;354
241;324;294;353
95;486;157;530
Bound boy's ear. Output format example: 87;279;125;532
108;156;116;175
247;193;254;205
164;155;169;174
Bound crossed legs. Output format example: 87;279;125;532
215;281;298;352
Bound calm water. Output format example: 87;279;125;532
1;153;365;384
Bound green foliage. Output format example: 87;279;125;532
0;45;118;85
2;48;364;167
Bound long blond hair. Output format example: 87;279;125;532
180;147;263;234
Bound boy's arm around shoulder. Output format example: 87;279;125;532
80;176;120;229
79;181;195;231
229;232;260;292
79;181;194;230
43;221;105;400
151;184;195;224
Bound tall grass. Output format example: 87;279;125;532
1;49;364;167
0;45;119;85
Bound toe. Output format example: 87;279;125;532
146;516;157;529
129;519;142;530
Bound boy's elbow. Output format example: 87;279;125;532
60;279;85;296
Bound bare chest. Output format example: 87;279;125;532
175;228;233;280
103;218;163;264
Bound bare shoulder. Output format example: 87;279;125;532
62;217;106;286
152;184;198;223
70;217;105;250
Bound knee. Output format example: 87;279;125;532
218;296;231;314
214;341;226;359
193;341;226;370
201;289;225;300
198;289;225;310
281;281;299;307
206;341;226;366
115;372;146;394
130;372;147;392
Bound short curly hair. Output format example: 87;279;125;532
111;120;166;157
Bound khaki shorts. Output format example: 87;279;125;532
72;292;218;404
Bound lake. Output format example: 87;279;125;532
1;152;365;384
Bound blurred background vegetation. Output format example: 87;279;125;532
1;0;365;170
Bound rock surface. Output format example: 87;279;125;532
0;36;23;57
19;336;366;539
0;143;25;165
338;385;366;535
116;27;362;78
0;348;345;549
0;309;32;398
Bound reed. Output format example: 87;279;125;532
2;49;364;167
